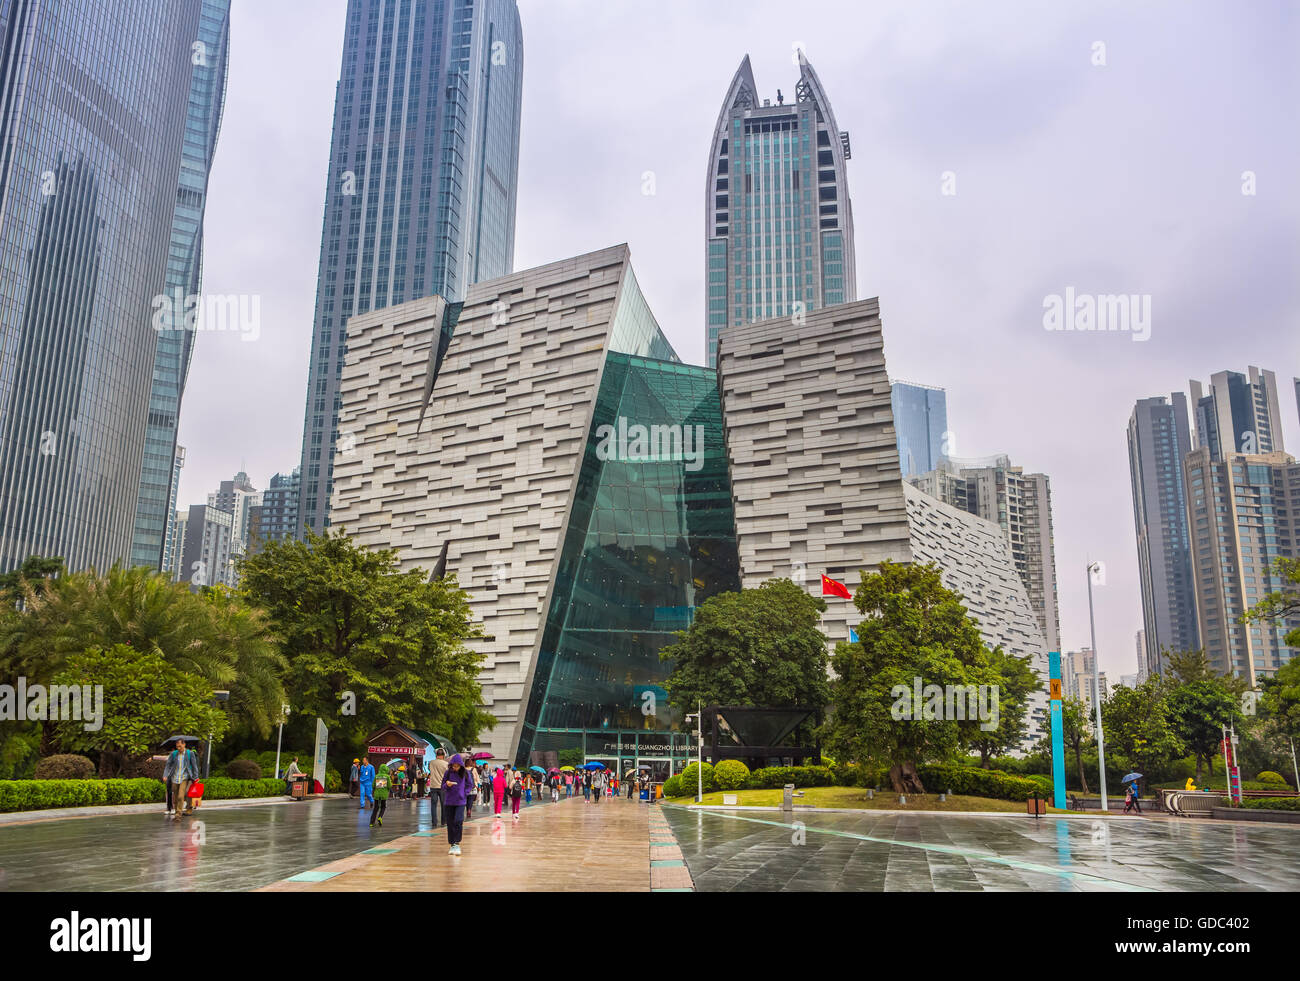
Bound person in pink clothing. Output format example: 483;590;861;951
493;766;507;815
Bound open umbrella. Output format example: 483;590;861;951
581;761;606;770
529;765;546;774
471;752;493;761
1120;772;1143;784
548;768;560;774
160;735;201;748
559;766;575;771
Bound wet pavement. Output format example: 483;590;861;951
662;806;1300;892
0;793;555;892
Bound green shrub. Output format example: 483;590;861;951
713;760;750;791
1255;771;1288;787
224;759;263;780
662;775;684;799
33;754;96;780
832;762;884;788
325;768;342;793
746;765;834;789
201;777;287;800
679;762;716;795
1236;796;1300;811
917;764;1048;802
0;778;164;812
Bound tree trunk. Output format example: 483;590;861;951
1074;745;1090;795
1195;755;1203;783
888;763;926;795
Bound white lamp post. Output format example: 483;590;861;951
274;703;290;779
1087;561;1108;812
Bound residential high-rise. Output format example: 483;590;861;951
130;0;232;571
907;456;1061;653
177;504;235;589
891;381;949;478
0;0;209;574
249;469;301;548
1127;394;1199;678
1183;447;1300;685
1189;366;1285;461
1135;629;1149;683
207;472;260;557
160;447;187;579
704;52;856;367
297;0;524;535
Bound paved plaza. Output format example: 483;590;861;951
661;806;1300;892
1;793;1296;892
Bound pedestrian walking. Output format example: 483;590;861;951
428;749;449;826
441;754;471;856
563;772;572;798
163;739;201;818
510;772;523;821
358;756;376;809
349;759;360;798
370;765;390;826
591;768;604;805
416;764;427;799
493;766;507;815
549;772;559;802
582;768;592;802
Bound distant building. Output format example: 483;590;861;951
1135;629;1148;683
208;472;260;559
177;505;235;589
249;469;301;548
1116;673;1138;689
890;381;948;478
1189;366;1285;461
907;455;1061;652
1128;394;1199;678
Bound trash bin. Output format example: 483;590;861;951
290;778;306;800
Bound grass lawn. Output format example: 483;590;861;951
663;786;1075;814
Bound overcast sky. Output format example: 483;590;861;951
178;0;1300;680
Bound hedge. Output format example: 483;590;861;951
201;777;289;800
713;760;750;791
917;764;1049;802
662;775;684;799
746;765;834;789
0;779;164;812
33;755;97;780
679;762;716;795
1235;796;1300;811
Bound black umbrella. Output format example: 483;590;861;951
160;735;201;748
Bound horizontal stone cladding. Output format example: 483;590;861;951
332;244;636;761
717;299;913;649
904;482;1050;751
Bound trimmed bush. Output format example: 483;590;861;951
832;762;885;788
33;754;96;780
713;760;750;791
679;762;716;795
200;777;288;800
0;779;164;812
662;775;684;799
917;764;1048;802
325;768;343;793
1236;796;1299;811
1255;771;1288;787
746;765;834;789
224;759;263;780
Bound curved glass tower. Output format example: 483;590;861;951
297;0;524;536
0;0;206;573
704;52;857;367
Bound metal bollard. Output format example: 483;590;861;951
866;788;874;800
782;784;795;812
899;794;907;805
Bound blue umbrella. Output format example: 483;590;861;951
529;765;546;774
1120;772;1142;783
581;761;606;770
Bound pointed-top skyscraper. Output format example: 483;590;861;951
704;51;856;367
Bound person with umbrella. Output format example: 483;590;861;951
591;764;606;805
1122;772;1143;814
161;736;201;818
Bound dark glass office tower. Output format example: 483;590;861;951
0;0;204;574
130;0;232;570
891;381;948;478
704;52;856;367
297;0;524;534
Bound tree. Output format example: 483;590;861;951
1100;680;1184;778
0;565;284;738
1167;678;1239;781
0;555;64;594
824;561;996;790
1261;654;1300;742
658;578;830;721
237;529;493;750
1243;557;1300;648
52;644;228;777
1060;696;1091;794
966;646;1039;768
1165;648;1214;684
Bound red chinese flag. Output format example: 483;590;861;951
821;574;852;600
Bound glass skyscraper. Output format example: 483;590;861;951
704;51;856;367
130;0;232;570
0;0;207;574
297;0;524;535
890;381;949;478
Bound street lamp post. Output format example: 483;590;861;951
686;702;704;803
204;690;230;779
1086;562;1108;812
274;703;290;780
